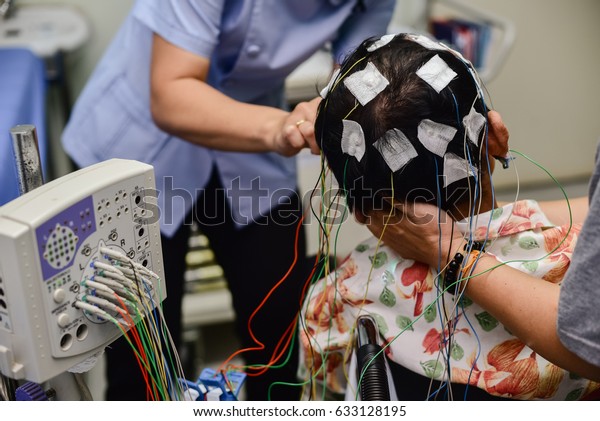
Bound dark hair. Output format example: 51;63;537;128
315;34;489;216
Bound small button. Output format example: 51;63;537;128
247;44;261;58
53;289;66;303
57;313;70;328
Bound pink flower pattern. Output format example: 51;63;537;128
299;200;600;400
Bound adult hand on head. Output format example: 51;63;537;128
363;202;463;268
361;113;508;267
276;97;322;156
486;110;510;162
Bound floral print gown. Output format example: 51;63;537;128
299;200;600;400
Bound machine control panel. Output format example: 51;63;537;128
0;159;165;383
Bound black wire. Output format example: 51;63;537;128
440;222;456;400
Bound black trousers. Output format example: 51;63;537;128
105;167;312;400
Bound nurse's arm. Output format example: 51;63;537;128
150;33;318;156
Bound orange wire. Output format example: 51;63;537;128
246;251;322;376
299;189;344;390
114;294;158;399
218;212;310;374
217;192;333;389
245;315;297;376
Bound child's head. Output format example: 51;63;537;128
316;33;507;220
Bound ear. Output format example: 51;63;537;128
486;110;509;158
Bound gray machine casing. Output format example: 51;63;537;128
0;159;166;383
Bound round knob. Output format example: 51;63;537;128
57;313;70;328
53;288;66;303
15;382;48;401
246;44;261;58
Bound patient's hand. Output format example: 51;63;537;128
365;202;462;268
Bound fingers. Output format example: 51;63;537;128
369;202;440;227
281;98;322;155
487;110;510;157
487;110;505;135
403;202;442;226
295;119;320;154
278;122;316;156
367;203;457;267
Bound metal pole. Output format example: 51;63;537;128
10;124;45;194
5;125;94;400
1;124;45;400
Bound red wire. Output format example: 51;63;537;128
114;294;157;399
218;212;313;374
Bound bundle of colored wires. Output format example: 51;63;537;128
74;247;192;400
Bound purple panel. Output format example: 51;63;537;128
35;195;96;281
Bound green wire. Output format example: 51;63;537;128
462;148;573;282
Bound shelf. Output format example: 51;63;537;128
182;287;235;328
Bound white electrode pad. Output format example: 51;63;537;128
320;68;341;98
341;119;366;161
343;62;389;106
418;119;457;157
443;152;475;187
367;34;396;52
463;107;486;146
416;55;457;93
373;128;418;172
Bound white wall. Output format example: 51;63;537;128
435;0;600;188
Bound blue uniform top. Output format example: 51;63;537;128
62;0;394;236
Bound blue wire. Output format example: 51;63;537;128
431;157;453;399
449;89;495;400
